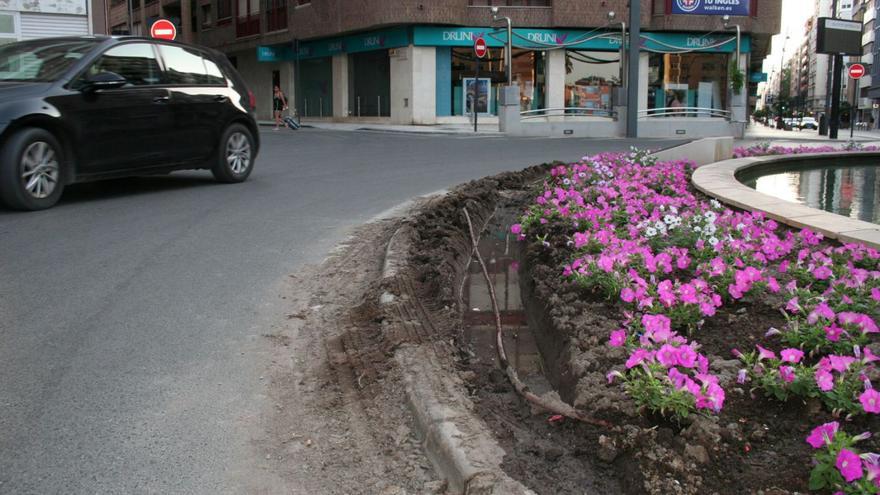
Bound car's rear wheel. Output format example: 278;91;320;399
212;124;254;183
0;127;65;211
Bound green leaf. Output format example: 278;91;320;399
808;466;828;490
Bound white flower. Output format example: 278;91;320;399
736;223;746;231
663;215;677;225
645;227;658;238
703;211;717;223
578;172;587;179
708;237;720;246
654;221;666;231
693;226;703;233
563;178;571;186
704;224;717;236
670;206;679;215
710;199;722;209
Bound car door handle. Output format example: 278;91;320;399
153;95;170;104
214;95;229;102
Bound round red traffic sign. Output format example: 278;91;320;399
474;36;487;59
150;19;177;41
849;63;866;79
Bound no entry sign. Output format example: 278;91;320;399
849;63;866;79
473;36;487;59
150;19;177;41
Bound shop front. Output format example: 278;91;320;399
255;25;751;137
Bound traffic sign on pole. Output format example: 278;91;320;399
473;36;487;59
848;63;866;79
150;19;177;41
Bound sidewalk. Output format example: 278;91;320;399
741;124;880;145
258;119;502;135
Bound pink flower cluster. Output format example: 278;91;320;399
806;422;880;492
610;314;724;413
733;143;880;158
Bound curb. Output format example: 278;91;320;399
380;219;535;495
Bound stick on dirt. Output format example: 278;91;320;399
462;207;612;429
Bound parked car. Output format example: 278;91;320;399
797;117;818;130
0;36;259;210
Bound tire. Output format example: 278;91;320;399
0;127;65;211
212;124;255;183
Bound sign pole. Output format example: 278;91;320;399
474;57;479;134
851;81;857;140
830;54;842;139
626;0;640;138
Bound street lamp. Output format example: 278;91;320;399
491;6;513;85
607;11;627;86
777;34;790;119
721;15;741;71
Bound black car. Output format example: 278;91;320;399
0;36;259;210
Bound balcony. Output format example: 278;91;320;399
266;4;286;32
235;13;259;37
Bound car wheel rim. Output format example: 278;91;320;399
20;141;59;199
226;132;251;175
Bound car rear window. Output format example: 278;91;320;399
158;45;225;86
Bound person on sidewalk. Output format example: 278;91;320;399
273;86;288;131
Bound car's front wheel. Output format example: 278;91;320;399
212;124;254;183
0;127;65;211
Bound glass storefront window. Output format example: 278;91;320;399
449;47;544;116
565;50;620;116
647;52;729;117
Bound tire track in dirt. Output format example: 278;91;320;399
257;218;444;495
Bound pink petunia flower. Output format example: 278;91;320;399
861;389;880;414
816;369;835;392
806;421;839;448
780;348;804;364
756;345;777;361
837;448;864;482
829;355;857;373
825;324;843;342
812;265;833;280
656;344;679;368
620;287;635;303
676;345;698;369
785;297;800;313
510;224;522;235
779;366;795;383
608;329;627;347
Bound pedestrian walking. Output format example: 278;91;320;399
273;85;288;131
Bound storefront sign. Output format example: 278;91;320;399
641;32;750;53
414;26;749;54
749;72;768;82
414;26;620;51
257;45;292;62
671;0;750;16
295;27;410;60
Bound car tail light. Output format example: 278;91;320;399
248;90;256;111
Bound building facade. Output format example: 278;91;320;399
0;0;101;43
103;0;782;137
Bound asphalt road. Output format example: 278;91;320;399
0;129;684;494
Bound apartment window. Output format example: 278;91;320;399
266;0;286;31
217;0;232;21
110;23;130;35
0;12;18;45
201;4;212;27
469;0;551;5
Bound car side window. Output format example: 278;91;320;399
158;45;223;86
84;43;161;86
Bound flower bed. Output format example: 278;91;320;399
514;147;880;493
734;142;880;158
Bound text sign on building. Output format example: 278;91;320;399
473;36;487;58
849;63;866;79
817;17;862;55
670;0;750;16
150;19;176;41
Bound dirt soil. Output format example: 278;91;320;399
257;218;447;495
256;163;879;495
